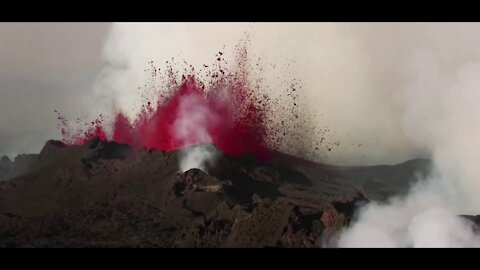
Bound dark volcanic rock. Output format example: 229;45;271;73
0;156;12;181
39;140;66;161
0;156;12;174
0;154;39;182
89;139;132;160
0;139;430;247
460;215;480;233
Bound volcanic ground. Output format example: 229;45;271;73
0;137;437;248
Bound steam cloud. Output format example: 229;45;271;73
173;93;219;173
336;26;480;247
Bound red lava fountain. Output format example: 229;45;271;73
58;49;272;161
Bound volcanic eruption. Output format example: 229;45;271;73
56;43;335;168
4;25;480;248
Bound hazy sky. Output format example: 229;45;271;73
0;23;110;157
3;23;480;166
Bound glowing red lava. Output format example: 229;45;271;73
58;49;272;161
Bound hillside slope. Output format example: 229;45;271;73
0;138;431;247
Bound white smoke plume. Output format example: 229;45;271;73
173;93;219;173
178;144;218;174
337;43;480;248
